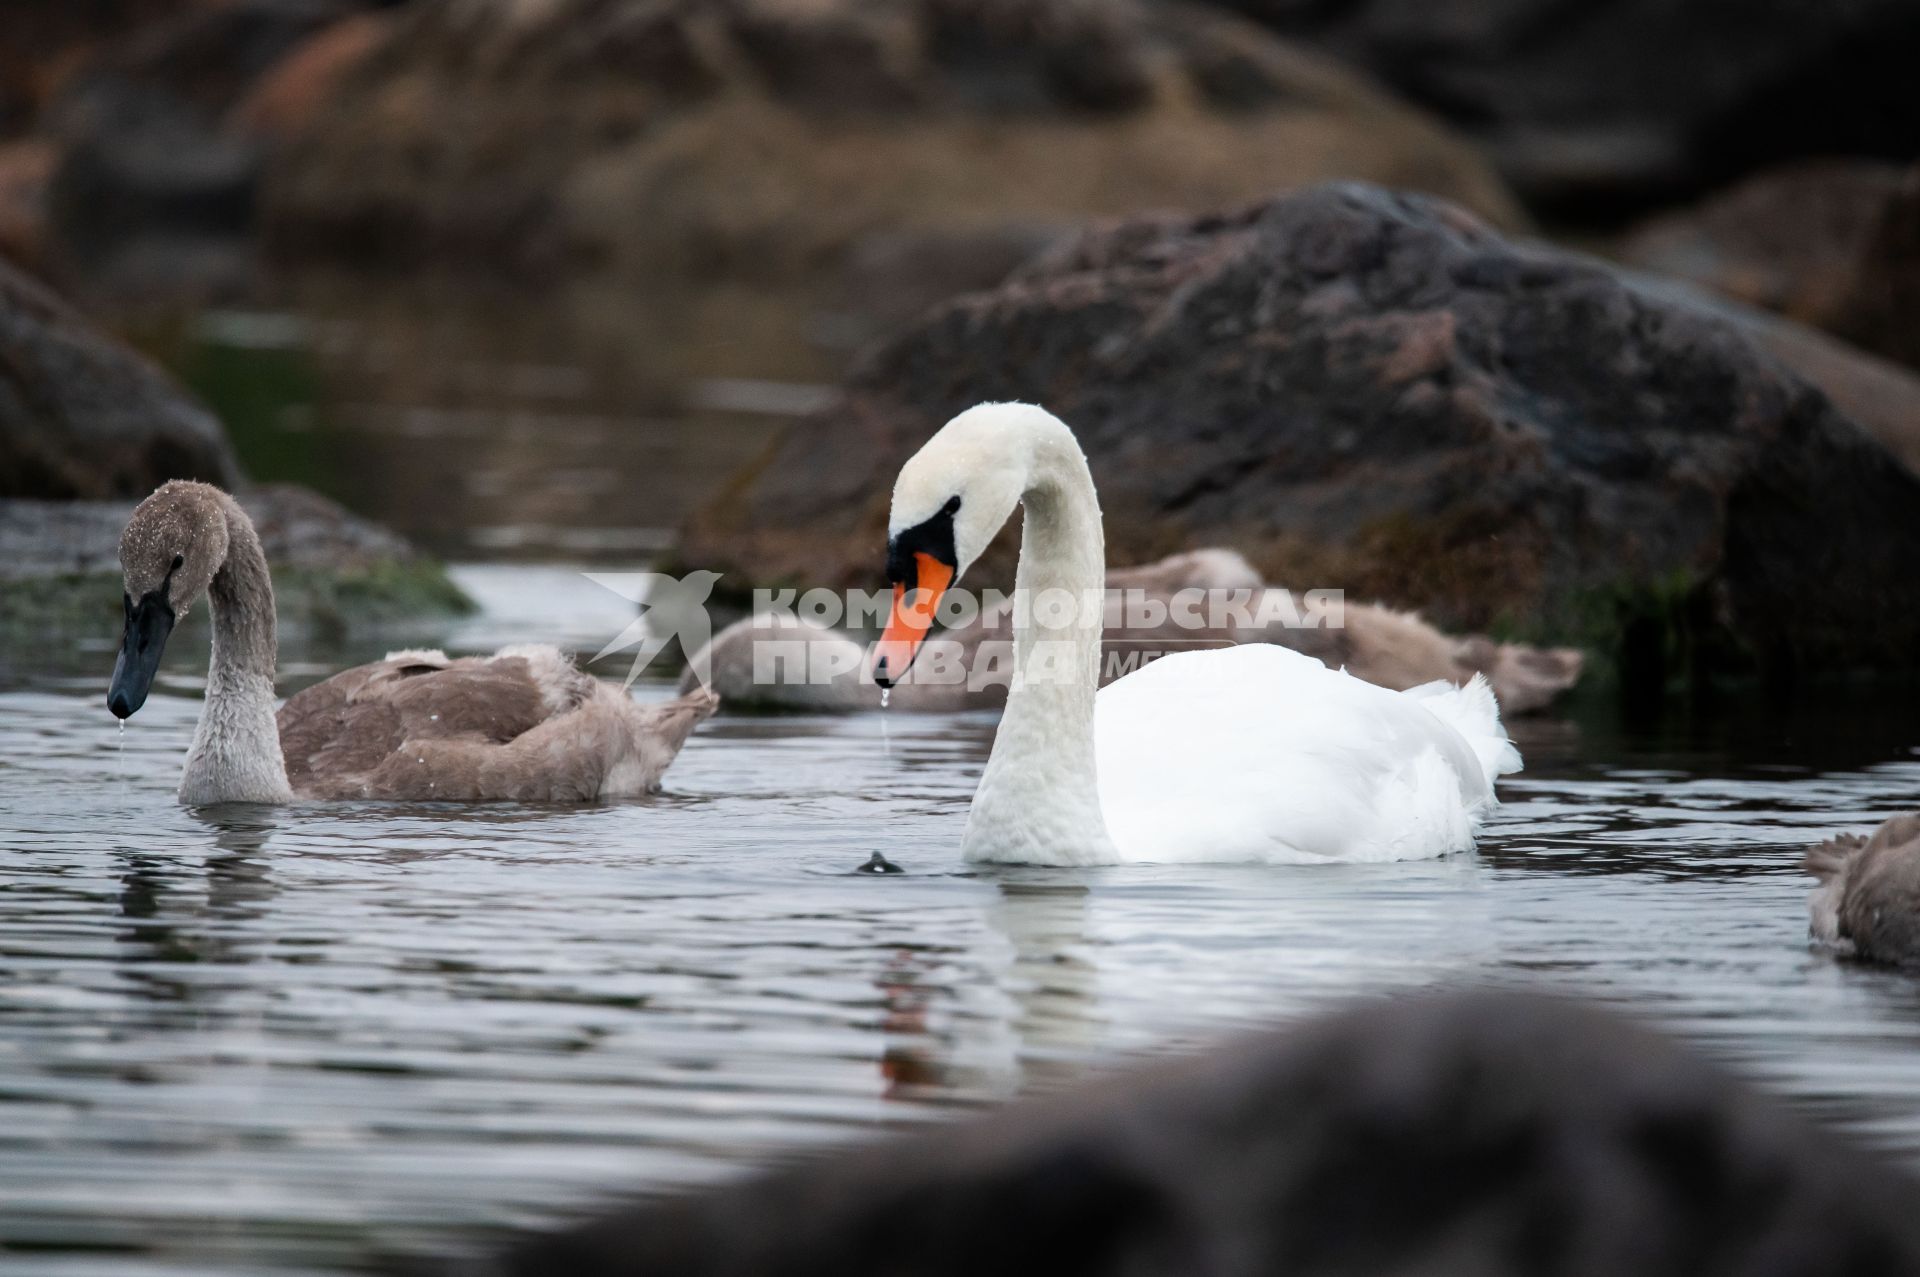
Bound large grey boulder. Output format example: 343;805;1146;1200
678;184;1920;687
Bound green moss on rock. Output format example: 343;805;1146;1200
0;560;472;645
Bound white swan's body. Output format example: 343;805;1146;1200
875;402;1521;867
1095;645;1516;864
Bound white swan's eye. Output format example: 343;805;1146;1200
171;553;184;569
943;496;961;515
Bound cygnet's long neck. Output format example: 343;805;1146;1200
180;499;292;804
961;421;1118;865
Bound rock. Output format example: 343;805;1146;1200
1617;273;1920;482
0;483;473;637
0;140;53;273
1202;0;1920;215
1620;162;1908;334
228;12;393;142
0;247;468;635
485;990;1920;1277
261;0;1523;285
677;184;1920;687
1620;161;1920;373
57;0;356;126
0;482;413;582
0;1;191;138
1832;169;1920;374
0;254;239;498
41;0;360;294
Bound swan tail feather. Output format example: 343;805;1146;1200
1407;673;1522;782
1805;833;1867;945
636;685;721;752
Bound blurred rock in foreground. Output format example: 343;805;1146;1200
0;254;239;497
1621;162;1920;374
1204;0;1920;218
262;0;1522;299
485;990;1920;1277
679;184;1920;689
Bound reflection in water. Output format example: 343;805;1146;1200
116;808;279;980
148;277;832;562
876;947;945;1098
874;879;1105;1101
202;808;280;918
2;574;1920;1274
984;876;1103;1092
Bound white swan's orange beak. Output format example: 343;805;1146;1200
872;552;953;687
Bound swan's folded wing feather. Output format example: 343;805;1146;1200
1095;644;1511;863
374;658;563;742
277;651;579;796
278;664;399;795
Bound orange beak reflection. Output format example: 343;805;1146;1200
872;552;954;687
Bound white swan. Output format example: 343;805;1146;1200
870;402;1521;866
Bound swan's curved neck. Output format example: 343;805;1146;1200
180;500;292;805
962;422;1117;864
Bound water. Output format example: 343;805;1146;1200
3;568;1920;1273
136;280;833;563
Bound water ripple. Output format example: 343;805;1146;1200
4;616;1919;1273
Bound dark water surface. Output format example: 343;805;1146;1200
141;282;829;563
2;567;1919;1274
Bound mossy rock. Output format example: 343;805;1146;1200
0;484;473;646
0;559;472;644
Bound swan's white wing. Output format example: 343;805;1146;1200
1093;644;1519;864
